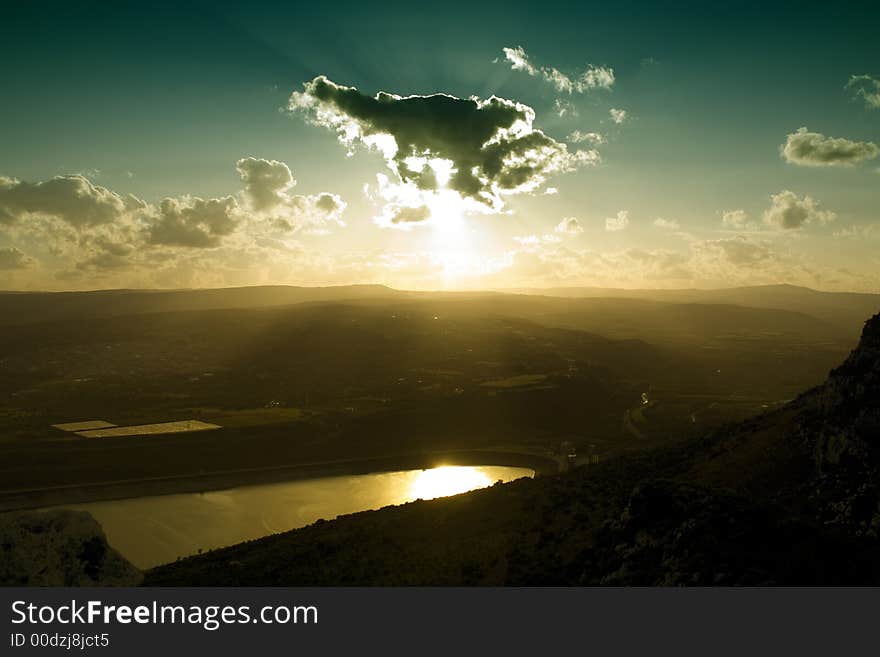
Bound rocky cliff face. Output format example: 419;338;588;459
806;312;880;536
0;510;141;586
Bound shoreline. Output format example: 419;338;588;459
0;449;559;512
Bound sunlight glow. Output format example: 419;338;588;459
409;466;494;500
425;191;480;284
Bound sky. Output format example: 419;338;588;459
0;0;878;291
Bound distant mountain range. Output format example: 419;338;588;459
2;283;876;339
508;284;880;338
0;284;406;326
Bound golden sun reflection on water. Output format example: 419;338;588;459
57;465;533;568
408;466;495;500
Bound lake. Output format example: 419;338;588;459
57;465;534;569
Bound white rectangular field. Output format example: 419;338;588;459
75;420;222;438
52;420;118;432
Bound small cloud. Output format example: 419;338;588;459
514;233;562;246
605;210;629;231
554;99;577;118
763;190;836;230
390;205;431;225
236;157;346;231
721;209;749;229
781;127;878;167
609;108;628;124
555;217;583;234
543;187;559;195
568;130;605;145
653;217;679;230
846;74;880;110
500;46;615;94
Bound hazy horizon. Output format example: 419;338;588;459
2;281;880;298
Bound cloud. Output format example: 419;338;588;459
763;190;836;230
289;76;597;214
653;217;679;230
500;46;614;93
721;209;749;229
236;157;347;232
493;245;691;287
236;157;297;212
0;246;34;269
568;130;605;145
846;74;880;110
781;127;879;167
0;175;141;228
0;178;345;289
554;99;577;118
605;210;629;231
147;196;239;248
555;217;583;234
514;234;562;246
833;224;880;239
0;156;347;286
389;205;431;225
492;231;859;291
609;108;628;124
695;235;775;266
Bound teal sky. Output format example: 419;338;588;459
1;1;878;291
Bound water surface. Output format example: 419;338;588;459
59;465;533;569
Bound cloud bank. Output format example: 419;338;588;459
0;175;142;228
0;246;33;270
0;159;347;286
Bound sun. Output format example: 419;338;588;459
426;191;477;283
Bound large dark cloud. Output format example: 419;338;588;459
290;76;595;211
781;127;878;167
